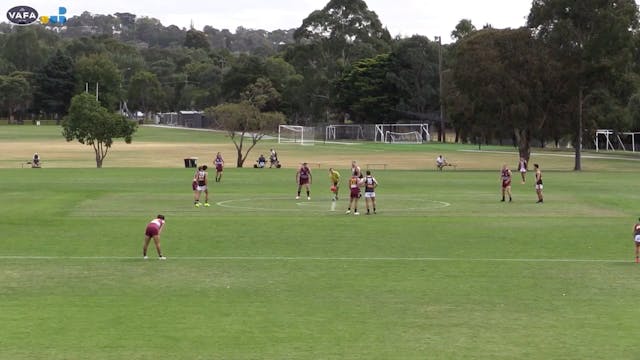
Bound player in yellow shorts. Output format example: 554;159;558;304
328;168;341;201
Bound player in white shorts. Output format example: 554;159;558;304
534;163;543;204
194;165;209;207
363;170;378;215
633;218;640;263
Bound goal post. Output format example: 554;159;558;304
384;131;422;144
325;124;366;142
278;125;315;145
375;123;430;143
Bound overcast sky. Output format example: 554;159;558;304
20;0;535;43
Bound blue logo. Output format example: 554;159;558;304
6;5;39;25
40;7;67;25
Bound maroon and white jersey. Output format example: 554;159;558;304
214;156;224;170
196;170;207;186
634;223;640;237
501;169;511;187
145;218;165;236
364;175;377;193
299;166;310;180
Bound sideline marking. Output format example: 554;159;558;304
460;149;640;161
0;255;628;263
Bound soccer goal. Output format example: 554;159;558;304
325;124;365;142
384;131;422;144
375;123;430;143
278;125;315;145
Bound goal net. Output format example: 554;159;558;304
384;131;422;144
325;124;365;142
278;125;315;145
375;123;429;143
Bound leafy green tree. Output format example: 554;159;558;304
294;0;391;66
127;71;164;115
205;102;285;167
62;93;137;168
0;73;31;122
264;57;304;117
452;28;558;160
388;36;439;115
628;92;640;130
290;0;392;123
184;29;210;50
241;77;281;112
221;54;266;102
33;49;76;117
335;54;398;123
1;27;55;72
0;57;17;75
528;0;640;170
451;19;477;42
75;54;122;110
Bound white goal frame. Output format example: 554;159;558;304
325;124;365;142
278;125;315;145
384;131;422;144
375;123;430;143
595;129;640;152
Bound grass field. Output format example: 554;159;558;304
1;125;640;359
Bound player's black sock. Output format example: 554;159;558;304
307;191;310;197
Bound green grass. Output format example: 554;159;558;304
1;126;639;359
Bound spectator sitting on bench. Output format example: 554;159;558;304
255;154;266;168
436;155;450;171
32;152;41;168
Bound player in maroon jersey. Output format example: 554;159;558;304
518;157;528;184
296;162;312;200
634;218;640;263
500;164;512;202
214;152;224;182
194;165;209;207
534;163;544;203
143;215;166;260
351;160;361;177
346;175;362;215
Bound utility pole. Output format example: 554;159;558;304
435;36;445;143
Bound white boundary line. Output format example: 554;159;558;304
0;255;628;263
460;149;640;161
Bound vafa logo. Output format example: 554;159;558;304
6;5;67;26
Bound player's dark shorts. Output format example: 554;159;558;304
350;187;360;199
145;224;160;237
299;178;310;186
216;165;223;172
502;180;511;188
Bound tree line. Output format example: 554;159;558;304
1;0;640;170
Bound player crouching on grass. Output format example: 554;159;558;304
143;215;166;260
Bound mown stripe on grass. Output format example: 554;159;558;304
0;255;630;263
